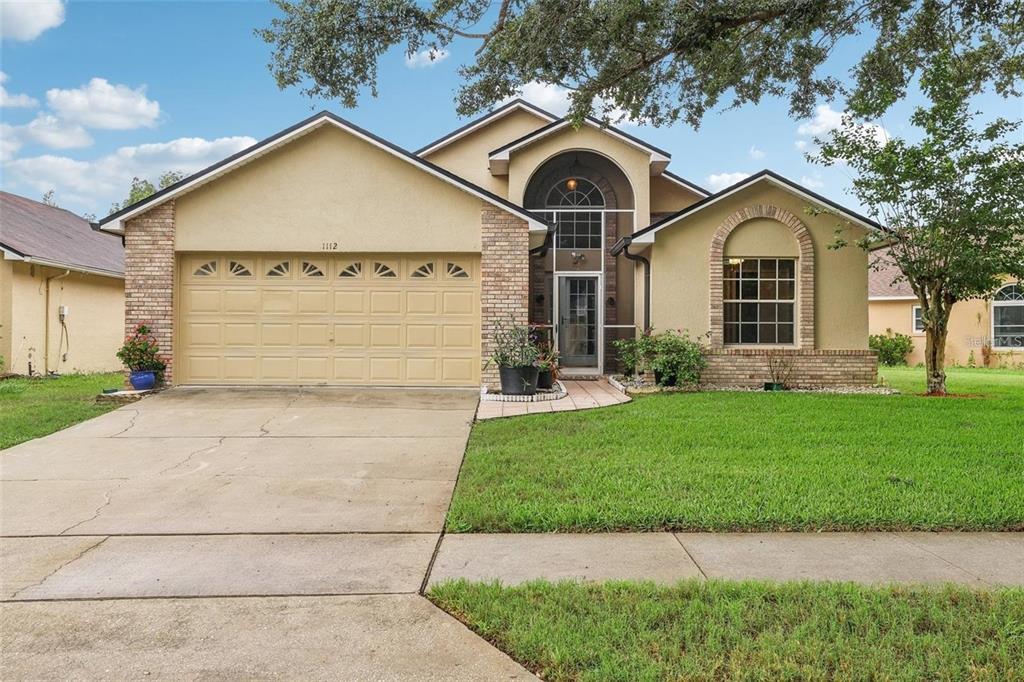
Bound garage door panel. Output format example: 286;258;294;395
261;290;295;314
223;323;258;346
179;253;479;386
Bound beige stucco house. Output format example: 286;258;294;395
1;191;125;375
868;249;1023;367
95;101;878;389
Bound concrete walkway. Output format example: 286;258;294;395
476;378;629;419
428;532;1024;588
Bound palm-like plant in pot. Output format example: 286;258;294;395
488;317;540;395
117;324;166;391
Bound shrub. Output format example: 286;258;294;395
649;329;707;386
869;329;915;366
613;329;658;377
117;324;166;381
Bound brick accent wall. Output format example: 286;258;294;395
702;349;877;387
708;205;815;349
481;201;530;388
123;201;176;383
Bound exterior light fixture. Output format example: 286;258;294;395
728;257;745;265
566;178;578;191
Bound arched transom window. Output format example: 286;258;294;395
545;178;604;249
993;283;1023;349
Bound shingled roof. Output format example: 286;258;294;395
868;248;915;299
0;191;123;277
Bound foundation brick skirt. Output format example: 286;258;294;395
701;349;878;387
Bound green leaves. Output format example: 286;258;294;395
259;1;1022;128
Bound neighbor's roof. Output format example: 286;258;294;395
0;191;123;278
415;99;558;156
868;248;915;299
95;110;551;235
626;170;881;245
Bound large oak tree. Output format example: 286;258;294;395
258;0;1022;125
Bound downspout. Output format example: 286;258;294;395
44;269;71;374
610;236;650;332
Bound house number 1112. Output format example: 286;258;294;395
322;242;339;251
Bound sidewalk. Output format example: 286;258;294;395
428;532;1024;588
476;379;629;419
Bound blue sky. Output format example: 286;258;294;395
1;1;1019;219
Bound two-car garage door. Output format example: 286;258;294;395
178;253;480;386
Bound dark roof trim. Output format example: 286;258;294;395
414;99;558;156
488;115;672;159
630;169;881;242
96;110;551;233
660;170;710;197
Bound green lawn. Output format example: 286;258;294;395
0;373;124;450
447;367;1024;532
430;579;1024;681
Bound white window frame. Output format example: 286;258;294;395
991;283;1024;350
911;305;925;335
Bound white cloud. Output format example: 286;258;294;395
4;135;256;211
1;0;65;41
800;175;824;190
706;172;750;192
794;140;809;152
405;48;450;68
20;113;92;149
502;81;641;125
0;71;38;107
0;123;22;160
46;78;160;130
748;145;765;160
796;104;888;148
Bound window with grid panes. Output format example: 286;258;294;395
723;258;796;344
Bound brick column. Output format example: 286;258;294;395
480;201;530;389
124;201;176;383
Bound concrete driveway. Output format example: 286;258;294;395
1;387;534;679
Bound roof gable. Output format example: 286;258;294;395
629;170;880;245
415;99;557;157
1;191;123;277
96;111;549;235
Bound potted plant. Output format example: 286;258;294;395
535;342;560;390
764;349;793;391
488;317;540;395
117;324;166;391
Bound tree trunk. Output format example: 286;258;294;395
923;296;951;395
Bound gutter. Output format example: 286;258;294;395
610;235;650;331
2;247;124;280
528;220;557;257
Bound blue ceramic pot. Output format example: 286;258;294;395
129;370;156;391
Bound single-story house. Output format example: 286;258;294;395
1;191;125;375
869;249;1022;367
94;101;878;388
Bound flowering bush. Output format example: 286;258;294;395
117;324;166;380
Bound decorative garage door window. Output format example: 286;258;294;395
301;260;326;278
411;261;435;278
229;260;253;277
446;262;470;279
723;258;796;344
193;260;217;277
339;261;362;278
266;260;291;277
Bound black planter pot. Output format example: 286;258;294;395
499;366;539;395
654;369;677;387
764;382;786;391
536;368;554;390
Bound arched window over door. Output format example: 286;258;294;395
545;177;604;249
993;283;1024;349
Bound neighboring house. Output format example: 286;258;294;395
868;249;1023;367
1;191;125;375
93;101;878;389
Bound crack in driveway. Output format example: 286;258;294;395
8;537;109;600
